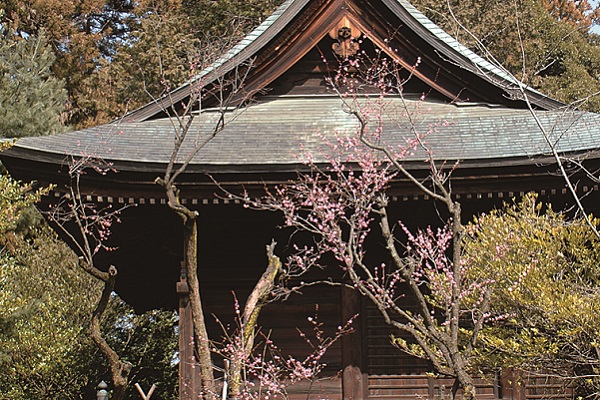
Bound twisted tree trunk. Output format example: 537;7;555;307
89;265;132;400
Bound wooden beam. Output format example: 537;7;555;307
341;285;367;399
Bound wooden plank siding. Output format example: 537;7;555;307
367;371;572;400
286;378;342;399
503;373;573;400
365;297;431;376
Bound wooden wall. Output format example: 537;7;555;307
104;198;582;399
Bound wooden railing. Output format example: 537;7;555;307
368;374;497;400
367;372;573;400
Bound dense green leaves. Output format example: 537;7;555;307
0;230;179;399
0;174;178;399
104;0;283;117
0;174;95;399
0;227;99;399
0;0;140;128
101;298;178;400
104;2;200;116
0;0;283;128
182;0;282;37
1;0;599;127
464;194;600;397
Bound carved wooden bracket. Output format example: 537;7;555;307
329;16;361;58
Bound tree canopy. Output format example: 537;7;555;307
0;174;93;399
0;223;99;399
0;0;284;129
2;0;598;129
0;172;178;399
544;0;600;29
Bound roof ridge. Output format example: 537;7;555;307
192;0;301;81
395;0;517;83
123;0;562;123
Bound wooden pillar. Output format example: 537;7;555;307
427;375;435;400
501;369;526;400
177;267;200;400
341;284;368;399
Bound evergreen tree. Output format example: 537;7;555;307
544;0;600;29
0;0;282;128
0;0;139;128
0;33;67;138
103;0;283;116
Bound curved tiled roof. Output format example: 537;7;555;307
124;0;309;122
11;96;600;173
391;1;515;83
2;0;592;180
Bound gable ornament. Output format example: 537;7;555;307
329;16;361;58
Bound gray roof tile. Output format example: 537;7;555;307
14;96;600;172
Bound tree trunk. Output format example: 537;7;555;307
156;176;217;398
183;217;217;398
451;354;476;400
89;266;132;400
228;242;281;399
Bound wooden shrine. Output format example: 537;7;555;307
3;0;600;398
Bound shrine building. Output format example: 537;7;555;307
3;0;600;398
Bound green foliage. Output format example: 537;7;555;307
0;0;282;127
0;173;179;399
464;194;600;397
0;174;96;398
105;4;201;115
0;173;47;234
0;222;100;399
1;0;140;128
0;33;67;138
101;297;179;400
183;0;283;36
103;0;283;116
0;227;179;399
